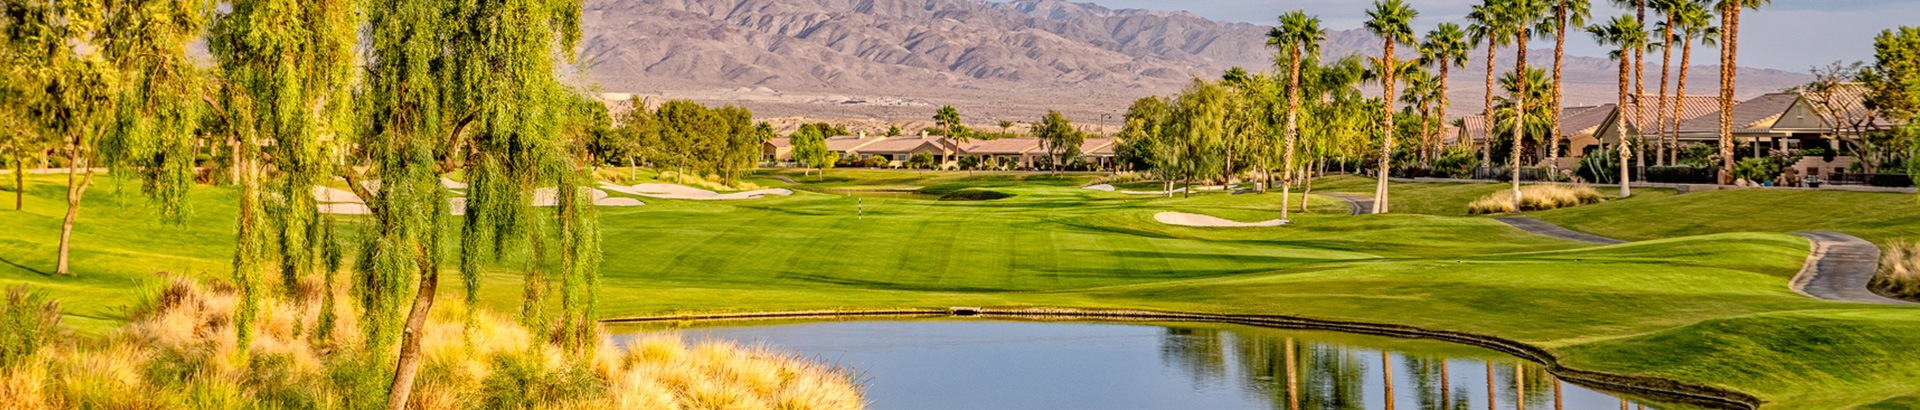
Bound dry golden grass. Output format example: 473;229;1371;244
1467;184;1605;214
0;277;866;410
1874;241;1920;300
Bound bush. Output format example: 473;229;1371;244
1575;149;1624;184
906;153;938;169
1874;241;1920;301
1467;184;1604;214
1431;147;1479;179
1644;166;1717;184
0;286;61;369
1733;157;1782;183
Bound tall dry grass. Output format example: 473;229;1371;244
1467;184;1605;214
1874;241;1920;300
0;278;866;410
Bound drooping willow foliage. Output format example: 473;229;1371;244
210;0;362;351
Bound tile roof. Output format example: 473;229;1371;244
858;137;952;154
1677;93;1798;132
1558;105;1613;138
962;137;1043;155
766;137;791;148
824;135;886;152
1796;82;1900;130
1079;137;1117;155
1621;95;1722;132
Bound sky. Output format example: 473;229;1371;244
1025;0;1919;72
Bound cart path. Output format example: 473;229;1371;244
1791;232;1915;305
1492;217;1629;245
1319;193;1375;216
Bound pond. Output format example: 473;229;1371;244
617;320;1692;410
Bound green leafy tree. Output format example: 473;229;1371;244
1031;111;1085;174
886;124;901;137
1419;22;1470;164
1269;10;1325;218
1166;80;1231;198
1863;27;1919;126
1364;0;1418;213
792;125;835;178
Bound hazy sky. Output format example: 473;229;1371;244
1023;0;1918;72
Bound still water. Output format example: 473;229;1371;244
619;320;1689;410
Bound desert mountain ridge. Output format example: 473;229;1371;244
581;0;1813;131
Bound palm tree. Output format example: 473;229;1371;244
1612;0;1648;173
1364;0;1418;214
1503;0;1550;210
1714;0;1770;183
1268;10;1325;220
1467;0;1511;167
1400;69;1441;163
1419;23;1470;162
1590;15;1647;197
1670;1;1719;161
1545;0;1591;174
1651;0;1683;166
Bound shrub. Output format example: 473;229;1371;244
1432;147;1479;179
1467;184;1604;214
1874;241;1920;300
905;153;938;169
0;286;62;370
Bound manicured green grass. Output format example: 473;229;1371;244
3;169;1919;409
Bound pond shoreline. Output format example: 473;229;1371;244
605;306;1762;410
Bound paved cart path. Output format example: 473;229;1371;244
1791;232;1916;305
1319;194;1375;216
1492;217;1629;245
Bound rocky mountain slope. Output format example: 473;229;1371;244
580;0;1811;125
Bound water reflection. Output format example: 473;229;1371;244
621;320;1691;410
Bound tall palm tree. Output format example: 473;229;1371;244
1670;1;1719;160
1467;0;1512;167
1545;0;1591;174
1364;0;1418;214
1504;0;1550;210
1715;0;1769;182
1590;15;1647;197
1419;23;1470;161
1268;10;1324;220
1401;68;1441;162
1651;0;1683;166
1612;0;1649;173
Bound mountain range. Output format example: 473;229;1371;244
579;0;1813;130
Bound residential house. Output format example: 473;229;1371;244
961;138;1044;169
856;136;962;166
825;133;887;158
1078;137;1117;169
763;137;793;162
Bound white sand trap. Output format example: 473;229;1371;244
1083;184;1116;191
319;203;372;215
1154;211;1289;227
595;197;645;206
312;186;364;203
441;177;468;189
598;182;641;195
626;183;792;200
533;187;611;207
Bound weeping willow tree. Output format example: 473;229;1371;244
209;0;361;352
358;0;590;408
3;0;206;276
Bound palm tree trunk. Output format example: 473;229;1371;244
1375;41;1397;215
1441;358;1451;409
1516;364;1526;410
1483;41;1498;167
1634;1;1648;175
1438;60;1453;162
1717;4;1737;183
1285;338;1299;410
1657;19;1676;167
1618;56;1634;197
1675;37;1694;164
1550;4;1568;176
1486;361;1496;410
1283;47;1302;219
1383;350;1396;410
1510;37;1528;211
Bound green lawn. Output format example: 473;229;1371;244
2;170;1918;409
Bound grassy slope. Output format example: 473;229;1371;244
3;170;1919;409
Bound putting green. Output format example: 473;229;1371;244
1;169;1916;409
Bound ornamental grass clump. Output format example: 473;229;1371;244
0;279;867;410
1873;241;1920;300
1467;184;1605;214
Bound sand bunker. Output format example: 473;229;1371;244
318;203;372;215
441;177;468;190
533;187;611;207
596;197;645;206
312;186;363;203
1082;184;1116;191
1153;211;1289;227
623;183;793;200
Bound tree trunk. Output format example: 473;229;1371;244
1675;38;1694;166
1282;47;1302;219
1375;40;1398;214
1510;38;1528;211
1439;59;1453;162
12;146;23;211
55;150;91;276
1619;57;1634;197
1657;17;1676;166
1717;4;1737;183
1516;364;1526;410
1483;40;1498;167
1634;1;1648;175
1383;350;1395;410
1486;361;1496;410
1285;338;1298;410
1550;4;1568;176
385;245;440;410
1441;358;1450;410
